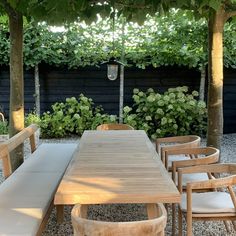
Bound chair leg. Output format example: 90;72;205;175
223;221;231;233
172;203;176;236
158;229;165;236
146;203;159;219
186;212;192;236
164;203;169;214
80;204;88;218
178;207;182;236
56;205;64;223
232;221;236;231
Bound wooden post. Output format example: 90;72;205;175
119;16;125;124
199;65;206;101
34;64;40;116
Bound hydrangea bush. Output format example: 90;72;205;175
0;120;8;134
123;86;207;139
33;94;116;138
25;112;41;127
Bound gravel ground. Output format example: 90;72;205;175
1;134;236;235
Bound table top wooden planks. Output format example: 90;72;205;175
54;130;181;205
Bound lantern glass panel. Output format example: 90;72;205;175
107;64;118;80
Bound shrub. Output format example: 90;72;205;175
0;120;8;134
123;86;207;139
25;112;41;127
40;94;117;138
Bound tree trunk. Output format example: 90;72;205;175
207;8;224;153
199;65;206;101
8;11;24;171
34;64;40;116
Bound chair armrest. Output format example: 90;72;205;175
0;143;12;178
177;163;236;192
0;124;39;178
166;147;219;156
172;155;219;185
178;163;233;175
5;124;38;153
156;135;200;147
186;175;236;191
156;136;184;144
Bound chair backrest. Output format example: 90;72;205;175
156;135;201;164
168;146;219;167
71;204;167;236
168;146;219;186
96;123;134;130
0;112;5;122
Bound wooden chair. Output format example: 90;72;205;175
167;147;220;188
0;112;5;122
96;123;134;130
177;163;236;236
0;112;9;143
166;147;219;235
71;203;167;236
155;135;201;171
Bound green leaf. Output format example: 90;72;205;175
208;0;222;11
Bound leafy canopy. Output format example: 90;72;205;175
1;0;236;25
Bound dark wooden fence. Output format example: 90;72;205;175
0;64;235;133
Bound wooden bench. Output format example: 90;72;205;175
0;124;78;235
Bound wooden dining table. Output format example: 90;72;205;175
54;130;181;221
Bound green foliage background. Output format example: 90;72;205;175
0;10;235;70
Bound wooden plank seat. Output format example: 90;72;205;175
0;124;77;236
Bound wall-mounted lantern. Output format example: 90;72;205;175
103;57;123;81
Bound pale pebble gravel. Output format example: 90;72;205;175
1;134;236;236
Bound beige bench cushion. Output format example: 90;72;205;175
0;208;42;235
180;192;235;213
16;143;77;173
0;172;62;235
0;143;77;235
0;172;62;207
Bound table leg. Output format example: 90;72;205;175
80;204;88;218
146;203;159;219
56;205;64;223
